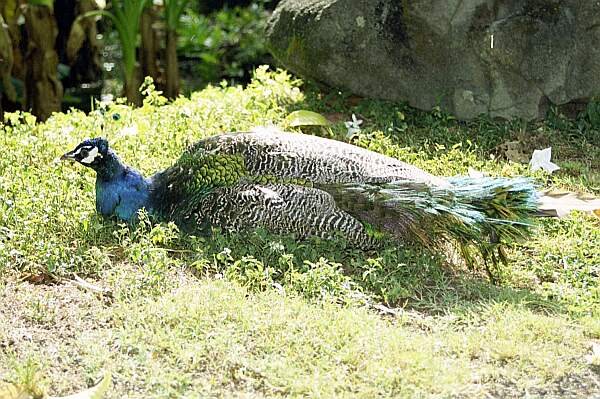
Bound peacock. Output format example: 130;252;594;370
61;128;538;267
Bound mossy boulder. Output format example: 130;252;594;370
267;0;600;120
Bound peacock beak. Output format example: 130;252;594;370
60;151;76;161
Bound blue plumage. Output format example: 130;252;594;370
95;166;151;221
62;138;151;221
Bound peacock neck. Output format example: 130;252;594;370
96;150;127;181
93;150;152;221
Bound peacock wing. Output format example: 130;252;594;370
189;129;449;187
184;183;378;248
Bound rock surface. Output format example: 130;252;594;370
266;0;600;120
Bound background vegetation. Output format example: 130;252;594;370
0;0;275;116
0;68;599;397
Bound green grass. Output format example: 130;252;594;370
0;67;599;398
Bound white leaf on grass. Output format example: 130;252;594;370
0;373;110;399
584;342;600;366
530;147;560;173
344;114;363;138
538;190;600;218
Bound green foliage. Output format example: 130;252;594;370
164;0;191;30
25;0;54;8
1;67;600;397
177;5;271;87
117;211;181;295
84;0;148;85
583;99;600;129
5;356;46;398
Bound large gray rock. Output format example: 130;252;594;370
266;0;600;120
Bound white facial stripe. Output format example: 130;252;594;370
80;146;101;164
72;145;93;156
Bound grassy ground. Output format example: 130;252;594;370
1;68;599;398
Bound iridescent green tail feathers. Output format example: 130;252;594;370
337;177;538;270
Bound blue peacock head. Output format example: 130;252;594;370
61;137;110;169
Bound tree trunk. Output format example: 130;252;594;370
0;13;16;103
124;64;142;106
60;0;102;84
165;27;179;98
1;0;25;93
140;7;161;86
24;4;63;120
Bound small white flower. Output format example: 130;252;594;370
268;241;285;252
118;124;138;137
344;114;363;138
61;126;74;136
271;282;285;294
529;147;560;174
181;107;193;117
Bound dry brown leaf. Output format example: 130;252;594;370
323;112;345;124
346;95;363;107
538;190;600;217
22;273;52;284
494;141;530;163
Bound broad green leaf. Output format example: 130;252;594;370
285;110;330;127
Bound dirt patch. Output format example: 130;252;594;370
0;277;113;396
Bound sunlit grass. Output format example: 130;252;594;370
0;67;598;397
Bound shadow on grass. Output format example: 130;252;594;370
68;213;567;318
188;228;570;318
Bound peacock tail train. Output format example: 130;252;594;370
331;177;538;268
